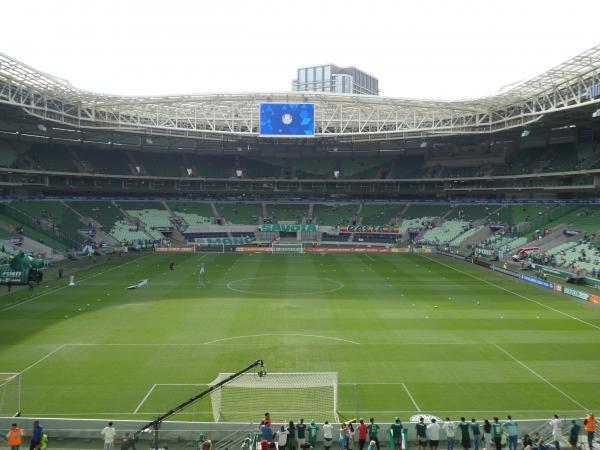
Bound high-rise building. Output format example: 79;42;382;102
292;64;379;95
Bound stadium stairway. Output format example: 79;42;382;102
458;226;495;254
0;221;63;259
61;201;118;245
528;224;572;253
66;147;89;173
211;202;220;222
398;203;411;220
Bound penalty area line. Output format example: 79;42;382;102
492;343;587;411
133;384;157;414
401;382;421;412
20;344;67;374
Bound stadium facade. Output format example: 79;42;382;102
0;46;599;199
292;64;379;95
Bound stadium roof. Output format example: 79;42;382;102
1;45;600;142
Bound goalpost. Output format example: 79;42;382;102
0;373;21;417
208;372;338;423
271;243;304;254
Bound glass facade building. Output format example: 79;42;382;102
292;64;379;95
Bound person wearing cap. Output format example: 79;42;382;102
390;418;404;450
6;423;23;450
357;419;367;450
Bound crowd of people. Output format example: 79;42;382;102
257;413;598;450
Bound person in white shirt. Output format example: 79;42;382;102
549;415;562;450
443;418;455;450
277;425;289;450
323;421;334;450
101;422;117;450
428;418;441;450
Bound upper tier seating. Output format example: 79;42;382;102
312;204;358;226
77;147;132;175
216;203;261;224
360;204;405;225
266;204;309;223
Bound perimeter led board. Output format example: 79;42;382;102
259;103;315;137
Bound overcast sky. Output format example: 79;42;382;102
2;0;599;100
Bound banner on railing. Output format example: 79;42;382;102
338;225;401;234
259;224;318;232
306;247;392;253
154;247;195;253
563;286;590;301
519;274;554;290
195;237;255;246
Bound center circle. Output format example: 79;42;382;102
226;276;343;296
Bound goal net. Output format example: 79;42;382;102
208;372;338;423
0;373;21;417
271;243;304;254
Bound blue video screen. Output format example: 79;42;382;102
259;103;315;137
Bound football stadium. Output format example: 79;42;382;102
1;33;600;450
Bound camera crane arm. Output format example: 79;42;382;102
137;359;265;437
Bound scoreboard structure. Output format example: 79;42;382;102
259;103;315;137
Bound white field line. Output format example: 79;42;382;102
133;384;157;413
364;254;376;262
492;343;587;410
202;333;360;345
25;409;587;417
0;254;152;313
419;255;600;331
20;344;67;374
401;382;421;412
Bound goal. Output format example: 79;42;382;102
0;373;21;417
208;372;338;423
271;243;304;254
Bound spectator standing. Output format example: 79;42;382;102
584;414;595;450
549;415;561;450
348;423;355;450
39;432;48;450
502;416;518;450
443;418;455;450
470;419;481;450
482;420;491;450
458;418;471;450
323;421;333;450
357;419;368;450
288;421;297;450
277;425;289;450
428;418;441;450
120;432;137;450
6;423;23;450
491;418;502;450
569;420;581;450
307;421;319;450
297;419;307;448
416;417;428;450
261;422;274;443
29;421;43;450
101;422;116;450
391;418;404;450
339;423;348;450
367;418;380;450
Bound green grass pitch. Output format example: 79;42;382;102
1;252;600;423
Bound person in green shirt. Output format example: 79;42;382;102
367;418;380;450
458;418;471;450
415;417;428;450
307;421;319;450
390;418;404;450
39;433;49;450
491;418;502;450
